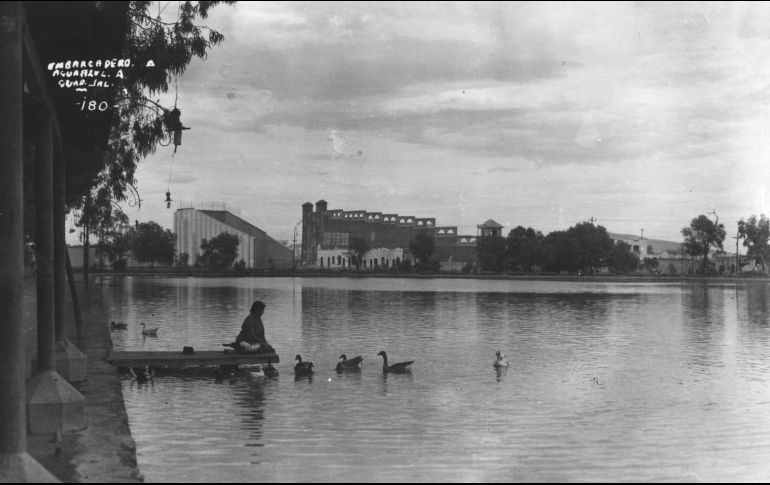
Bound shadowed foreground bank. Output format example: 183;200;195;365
24;275;142;482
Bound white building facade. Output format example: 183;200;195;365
174;208;293;269
315;247;406;270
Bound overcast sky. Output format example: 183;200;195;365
88;1;770;246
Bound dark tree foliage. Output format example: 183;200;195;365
608;241;639;274
567;222;614;273
95;206;131;267
69;1;235;226
131;221;175;268
505;226;544;273
477;235;507;272
349;235;370;270
681;214;726;274
409;231;436;264
541;222;615;274
738;214;770;273
72;184;127;275
199;232;239;271
643;257;659;273
542;230;572;273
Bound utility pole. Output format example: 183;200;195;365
292;219;302;270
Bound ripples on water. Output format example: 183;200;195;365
103;276;770;482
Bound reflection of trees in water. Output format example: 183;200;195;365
744;282;769;325
300;287;439;336
740;282;770;347
474;292;617;335
300;287;629;349
680;283;725;367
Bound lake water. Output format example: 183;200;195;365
101;276;770;482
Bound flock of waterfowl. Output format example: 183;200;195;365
242;350;509;382
291;350;414;379
111;320;159;336
112;320;508;383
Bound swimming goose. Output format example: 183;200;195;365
110;321;128;330
336;354;363;373
493;350;509;368
294;354;314;377
377;351;414;374
140;322;159;336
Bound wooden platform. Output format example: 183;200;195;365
106;350;280;368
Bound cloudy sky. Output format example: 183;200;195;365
109;1;770;245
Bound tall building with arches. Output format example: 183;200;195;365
301;200;486;271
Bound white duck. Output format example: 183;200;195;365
247;365;265;379
140;322;159;336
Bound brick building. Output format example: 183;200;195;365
301;200;483;271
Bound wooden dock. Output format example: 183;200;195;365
106;350;280;368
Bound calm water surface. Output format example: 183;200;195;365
101;276;770;482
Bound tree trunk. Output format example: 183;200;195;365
83;194;90;292
66;251;84;342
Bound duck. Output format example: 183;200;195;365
247;365;265;379
377;350;414;374
264;362;279;378
294;354;314;377
336;354;363;373
130;365;154;384
140;322;159;336
110;321;128;330
493;350;509;368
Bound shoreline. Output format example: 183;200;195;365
25;276;143;483
88;270;770;284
